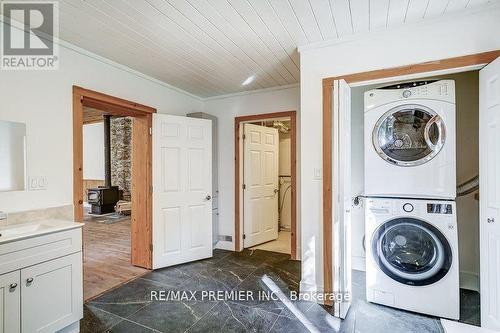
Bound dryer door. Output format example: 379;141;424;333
372;217;452;286
373;104;446;167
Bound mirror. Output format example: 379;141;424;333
0;120;26;192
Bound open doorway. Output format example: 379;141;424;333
235;111;297;259
82;109;148;300
73;86;155;300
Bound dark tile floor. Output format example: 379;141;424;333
81;249;479;333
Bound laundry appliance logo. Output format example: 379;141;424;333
1;1;59;70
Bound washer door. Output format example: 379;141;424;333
372;217;452;286
373;104;446;167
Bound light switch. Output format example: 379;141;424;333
30;177;38;190
29;176;47;190
313;168;322;180
38;177;47;189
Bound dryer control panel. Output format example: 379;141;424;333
364;80;455;111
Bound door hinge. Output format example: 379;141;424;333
243;234;246;240
242;184;246;190
242;134;246;140
150;243;153;251
149;127;152;135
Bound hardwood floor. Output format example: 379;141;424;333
83;213;148;301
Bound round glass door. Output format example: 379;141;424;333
371;218;452;286
373;104;446;167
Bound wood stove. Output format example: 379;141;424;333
87;115;120;214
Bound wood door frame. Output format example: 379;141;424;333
235;111;297;259
322;50;500;307
73;85;156;269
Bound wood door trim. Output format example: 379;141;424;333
322;82;333;304
74;86;156;114
321;50;500;307
234;111;298;260
73;85;155;269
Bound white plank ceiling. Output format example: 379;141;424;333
57;0;496;97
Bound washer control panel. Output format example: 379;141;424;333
427;203;453;214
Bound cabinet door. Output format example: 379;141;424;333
0;271;20;333
21;252;82;333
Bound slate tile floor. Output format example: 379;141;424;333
81;249;479;333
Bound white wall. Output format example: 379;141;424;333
0;44;203;213
299;7;500;294
203;85;300;251
83;122;105;180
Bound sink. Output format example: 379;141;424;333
0;219;84;244
0;223;54;237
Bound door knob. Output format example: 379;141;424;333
26;277;34;284
274;189;279;194
488;217;495;223
9;283;17;290
206;195;212;201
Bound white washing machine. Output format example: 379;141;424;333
365;197;459;319
364;80;456;199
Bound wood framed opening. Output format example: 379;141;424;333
234;111;298;259
321;50;500;307
72;86;156;271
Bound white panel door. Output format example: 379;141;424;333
0;271;20;333
153;114;212;269
480;56;500;331
332;79;352;319
243;123;279;247
21;252;83;333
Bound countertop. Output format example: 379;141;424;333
0;219;84;244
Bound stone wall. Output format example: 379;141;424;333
111;117;132;201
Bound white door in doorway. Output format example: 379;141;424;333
480;56;500;330
152;114;212;269
332;79;352;319
243;123;279;247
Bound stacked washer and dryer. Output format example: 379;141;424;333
363;80;460;319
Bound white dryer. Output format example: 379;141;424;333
364;80;456;199
365;197;459;319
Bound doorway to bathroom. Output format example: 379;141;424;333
234;111;297;259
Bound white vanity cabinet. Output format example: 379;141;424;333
0;222;83;333
0;271;20;333
22;252;83;333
